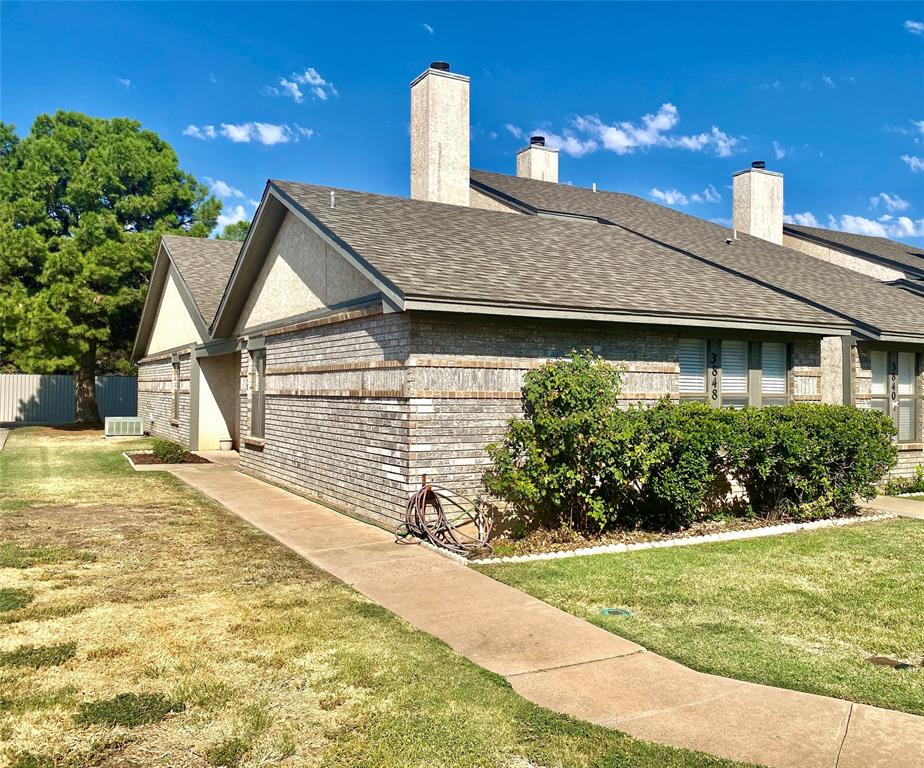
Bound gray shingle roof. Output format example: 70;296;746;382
161;235;241;325
470;170;924;340
784;224;924;277
272;180;848;332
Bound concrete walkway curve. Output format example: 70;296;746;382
166;460;924;768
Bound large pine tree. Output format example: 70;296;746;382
0;112;220;422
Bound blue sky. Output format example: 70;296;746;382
3;2;923;243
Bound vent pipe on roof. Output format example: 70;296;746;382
516;134;559;183
732;161;783;245
410;62;471;206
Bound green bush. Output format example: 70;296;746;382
633;401;733;529
484;350;633;530
484;353;899;532
151;438;188;464
882;465;924;496
724;404;897;519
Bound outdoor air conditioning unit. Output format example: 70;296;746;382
104;416;144;437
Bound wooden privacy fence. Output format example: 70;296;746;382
0;374;137;424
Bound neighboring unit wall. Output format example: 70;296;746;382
146;272;205;355
469;187;521;213
238;310;413;526
783;234;906;283
236;211;376;334
852;342;924;478
137;352;191;446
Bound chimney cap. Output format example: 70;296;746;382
751;160;767;170
430;61;450;72
529;135;546;147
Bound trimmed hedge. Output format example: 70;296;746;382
484;351;897;532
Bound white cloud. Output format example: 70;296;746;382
902;154;924;172
822;74;835;88
773;140;786;160
869;192;910;212
650;184;720;207
826;213;924;239
783;211;820;227
566;103;742;158
279;78;303;104
540;131;597;158
905;20;924;36
205;177;244;198
116;77;131;89
182;124;216;140
184;121;311;146
505;124;523;140
209;72;218;84
291;67;337;100
914;120;924;135
422;23;434;34
216;204;248;230
247;198;261;208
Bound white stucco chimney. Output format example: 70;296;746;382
732;161;784;245
410;61;470;206
516;136;559;183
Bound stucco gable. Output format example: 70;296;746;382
236;211;377;334
146;271;206;355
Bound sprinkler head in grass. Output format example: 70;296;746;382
600;607;633;618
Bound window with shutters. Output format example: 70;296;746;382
867;349;919;443
720;340;749;408
678;339;790;408
171;362;180;424
249;349;266;439
678;338;707;401
761;342;788;406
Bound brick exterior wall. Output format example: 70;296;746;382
237;308;922;525
137;352;192;446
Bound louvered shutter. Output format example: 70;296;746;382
721;340;748;394
761;342;787;395
679;339;707;394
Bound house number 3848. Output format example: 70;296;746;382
710;352;719;401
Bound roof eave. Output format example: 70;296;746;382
402;297;855;338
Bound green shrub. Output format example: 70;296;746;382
484;350;633;530
633;401;733;529
206;737;250;767
74;692;184;727
151;438;188;464
484;353;899;532
723;404;896;519
882;465;924;496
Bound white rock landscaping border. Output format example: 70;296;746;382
419;512;896;566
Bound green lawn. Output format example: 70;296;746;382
0;427;748;768
476;520;924;716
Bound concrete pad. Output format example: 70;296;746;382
619;674;850;768
838;704;924;768
510;652;732;725
421;600;642;677
311;541;451;582
861;496;924;520
512;653;851;768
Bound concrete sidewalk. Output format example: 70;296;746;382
167;463;924;768
863;494;924;520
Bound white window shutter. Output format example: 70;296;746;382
722;340;748;394
678;339;706;393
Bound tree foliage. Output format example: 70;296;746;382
0;112;220;420
216;219;250;242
